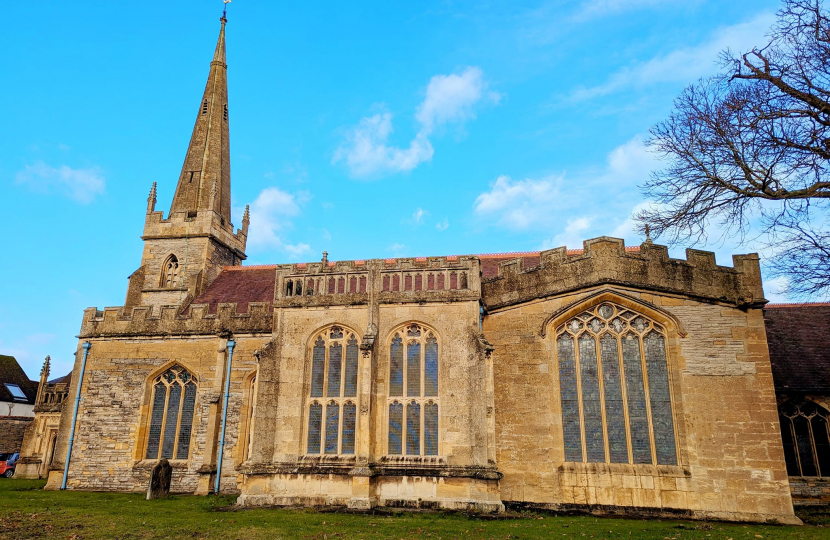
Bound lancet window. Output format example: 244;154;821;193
555;303;677;466
779;399;830;478
146;365;198;460
161;255;180;288
306;326;360;455
388;324;439;456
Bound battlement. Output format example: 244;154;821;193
142;208;247;258
274;256;481;307
34;381;70;413
482;237;765;311
79;301;272;339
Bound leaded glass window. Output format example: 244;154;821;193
388;324;439;456
554;303;677;466
146;365;197;460
779;399;830;478
306;326;360;455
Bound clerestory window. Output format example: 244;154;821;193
555;302;677;466
161;255;180;288
146;365;197;460
387;324;439;456
779;399;830;478
306;326;360;455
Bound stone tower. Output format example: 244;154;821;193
125;15;249;311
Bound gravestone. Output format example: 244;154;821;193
146;459;172;500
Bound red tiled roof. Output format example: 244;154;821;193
189;266;276;314
764;303;830;393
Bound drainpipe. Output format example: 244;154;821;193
61;341;91;490
214;338;236;494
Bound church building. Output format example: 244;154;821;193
37;15;817;524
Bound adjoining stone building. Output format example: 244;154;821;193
44;14;821;524
17;357;72;479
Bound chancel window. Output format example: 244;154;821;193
161;255;180;288
555;303;677;465
779;399;830;478
306;326;359;455
388;324;439;456
146;365;197;460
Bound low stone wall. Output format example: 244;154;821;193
790;477;830;504
0;417;34;453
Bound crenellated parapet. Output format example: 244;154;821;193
79;301;272;339
143;208;247;259
274;255;481;307
482;237;766;311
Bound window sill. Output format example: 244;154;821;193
133;459;191;470
558;462;690;477
142;287;189;293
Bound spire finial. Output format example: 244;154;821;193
241;204;250;235
147;182;157;214
222;0;231;22
40;356;51;378
644;224;652;244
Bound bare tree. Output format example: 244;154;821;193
638;0;830;297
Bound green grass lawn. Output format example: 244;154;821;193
0;479;827;540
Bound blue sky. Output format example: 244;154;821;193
1;0;786;378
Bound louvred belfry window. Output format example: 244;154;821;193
306;326;360;455
388;324;439;456
146;365;198;460
779;399;830;478
555;303;678;466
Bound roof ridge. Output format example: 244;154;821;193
223;265;279;270
765;302;830;308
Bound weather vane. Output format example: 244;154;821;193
222;0;231;19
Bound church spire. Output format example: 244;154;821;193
169;15;232;224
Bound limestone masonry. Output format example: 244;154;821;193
25;15;830;524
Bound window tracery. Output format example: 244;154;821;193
161;255;180;288
306;326;360;455
779;399;830;478
555;302;677;465
146;365;197;460
388;323;439;456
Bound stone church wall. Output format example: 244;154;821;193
482;238;796;523
46;304;270;494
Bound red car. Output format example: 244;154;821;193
0;453;19;477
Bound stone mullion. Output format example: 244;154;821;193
594;332;610;464
638;333;658;466
616;333;635;465
573;331;587;463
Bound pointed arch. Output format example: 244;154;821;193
384;321;441;457
540;288;687;338
778;398;830;478
160;254;181;288
142;363;198;461
548;294;680;466
236;369;259;466
303;324;362;456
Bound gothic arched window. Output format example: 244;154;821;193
555;302;677;466
779;399;830;478
388;323;439;456
146;365;197;460
161;255;180;288
306;326;360;455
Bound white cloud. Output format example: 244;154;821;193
574;0;687;20
332;113;433;177
246;187;311;259
473;135;658;237
436;218;449;231
16;161;105;204
405;207;429;226
473;174;562;230
570;12;775;101
334;67;498;178
416;67;500;132
541;217;594;250
388;243;407;257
